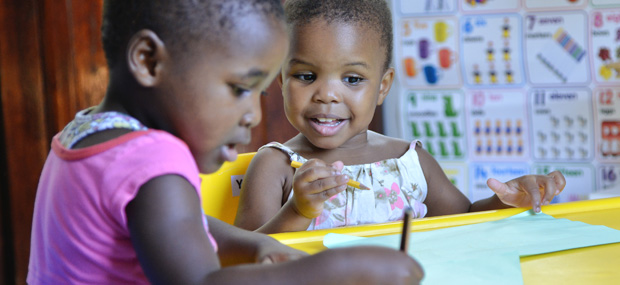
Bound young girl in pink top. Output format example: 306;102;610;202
28;0;423;284
235;0;567;234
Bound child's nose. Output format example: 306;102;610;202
312;81;342;104
241;94;262;128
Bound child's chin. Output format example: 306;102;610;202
198;160;225;175
308;137;343;150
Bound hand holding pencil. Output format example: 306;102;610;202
288;159;366;219
291;161;370;190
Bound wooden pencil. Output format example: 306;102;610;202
400;206;413;252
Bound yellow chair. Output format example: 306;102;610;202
200;152;256;225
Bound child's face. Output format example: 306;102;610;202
157;16;288;173
280;20;393;150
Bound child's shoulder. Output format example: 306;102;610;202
253;143;294;169
368;131;414;152
369;131;409;144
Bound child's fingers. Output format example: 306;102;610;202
305;175;349;195
541;176;557;206
259;252;307;264
296;164;340;183
491;176;543;212
319;184;347;199
548;170;567;194
540;171;566;205
521;178;543;213
294;159;348;194
331;160;344;173
487;178;513;200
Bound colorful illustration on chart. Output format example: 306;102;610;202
398;17;461;88
524;12;589;85
524;0;587;10
533;164;595;203
591;10;620;83
461;0;520;12
594;88;620;162
404;90;466;160
398;0;456;14
597;164;620;192
529;89;594;162
466;90;529;161
461;15;524;87
439;162;469;198
469;163;529;202
600;120;620;156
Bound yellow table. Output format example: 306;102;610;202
271;197;620;284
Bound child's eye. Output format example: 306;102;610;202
293;73;316;82
230;85;250;97
344;76;364;85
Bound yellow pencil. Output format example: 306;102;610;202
290;160;370;190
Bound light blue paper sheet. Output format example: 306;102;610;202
324;210;620;285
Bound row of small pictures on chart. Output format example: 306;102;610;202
439;160;616;203
396;9;620;87
397;0;619;17
401;88;620;162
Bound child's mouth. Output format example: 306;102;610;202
310;117;346;136
221;144;238;162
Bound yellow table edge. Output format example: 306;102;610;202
270;197;620;284
270;196;620;250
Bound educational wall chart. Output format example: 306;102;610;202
390;0;620;202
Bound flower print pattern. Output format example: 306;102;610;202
384;182;405;210
59;107;147;148
401;183;420;202
264;140;428;230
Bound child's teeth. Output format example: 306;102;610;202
317;118;335;123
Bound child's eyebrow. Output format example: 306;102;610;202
234;68;269;85
288;59;369;70
344;61;369;69
237;68;269;80
288;58;314;67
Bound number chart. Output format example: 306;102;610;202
404;90;466;160
390;0;620;202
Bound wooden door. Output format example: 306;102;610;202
0;1;382;283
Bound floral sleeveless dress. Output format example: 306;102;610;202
260;141;428;230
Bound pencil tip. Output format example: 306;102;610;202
360;184;370;190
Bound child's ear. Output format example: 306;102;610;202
377;67;395;106
127;29;167;87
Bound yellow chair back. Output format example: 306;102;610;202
200;152;256;225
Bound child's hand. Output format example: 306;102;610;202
256;236;308;264
303;247;424;284
487;171;566;213
291;159;349;219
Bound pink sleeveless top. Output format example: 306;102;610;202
28;129;217;284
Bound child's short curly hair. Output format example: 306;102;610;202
101;0;284;68
284;0;393;71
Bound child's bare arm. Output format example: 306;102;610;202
127;175;423;285
235;149;348;233
206;246;424;285
126;174;221;284
418;142;566;215
235;148;310;232
207;216;306;266
416;145;472;216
